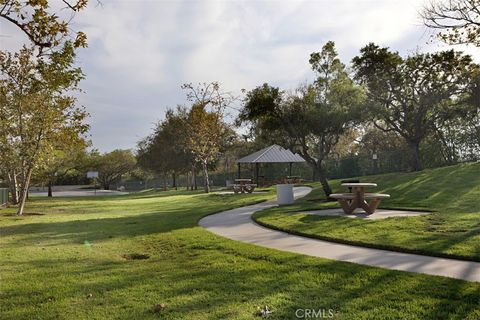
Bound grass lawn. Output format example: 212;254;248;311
254;162;480;261
0;185;479;319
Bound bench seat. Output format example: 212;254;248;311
233;183;257;194
330;193;390;200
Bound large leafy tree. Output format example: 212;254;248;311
182;82;233;193
96;150;136;190
0;46;88;215
0;1;89;214
185;103;229;193
239;42;364;197
432;103;480;162
352;43;478;171
136;107;192;191
34;143;90;197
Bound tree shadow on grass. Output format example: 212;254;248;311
292;213;480;260
2;242;479;320
0;210;199;247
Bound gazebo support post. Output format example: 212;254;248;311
255;163;259;186
289;162;293;176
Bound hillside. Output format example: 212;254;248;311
254;162;480;260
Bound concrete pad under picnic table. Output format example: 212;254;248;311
301;208;431;219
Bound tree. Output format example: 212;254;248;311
182;82;233;193
238;42;364;197
431;103;480;162
352;43;477;171
137;136;169;191
422;0;480;46
0;138;21;204
0;1;89;215
185;103;228;193
34;144;90;197
96;150;136;190
357;125;410;173
0;46;88;215
137;107;192;191
159;108;192;190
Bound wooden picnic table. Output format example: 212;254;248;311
330;183;390;215
233;179;257;194
285;176;301;184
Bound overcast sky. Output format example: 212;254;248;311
1;0;477;152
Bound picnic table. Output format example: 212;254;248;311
330;183;390;215
285;176;301;184
233;179;257;194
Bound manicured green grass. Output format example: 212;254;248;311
1;186;479;319
254;162;480;261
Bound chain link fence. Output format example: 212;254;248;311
0;188;8;205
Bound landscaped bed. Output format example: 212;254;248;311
253;162;480;262
1;181;479;319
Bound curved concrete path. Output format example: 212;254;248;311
199;187;480;282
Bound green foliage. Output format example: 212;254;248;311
0;45;88;214
186;104;225;167
0;0;89;214
33;144;91;195
138;82;234;193
238;83;282;126
137;107;191;177
96;150;136;190
352;43;478;171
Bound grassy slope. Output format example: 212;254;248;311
254;162;480;260
0;187;479;319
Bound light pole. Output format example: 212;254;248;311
372;153;378;174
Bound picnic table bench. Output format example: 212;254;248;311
330;183;390;215
233;179;257;194
285;176;302;184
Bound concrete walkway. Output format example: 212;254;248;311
199;187;480;282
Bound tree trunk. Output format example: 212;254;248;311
193;166;198;190
104;184;110;190
186;171;190;191
7;171;19;205
202;161;210;193
172;172;177;190
16;167;33;216
408;141;423;171
163;172;167;191
47;181;53;197
312;160;332;199
190;166;195;191
9;183;18;205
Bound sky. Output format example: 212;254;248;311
1;0;477;152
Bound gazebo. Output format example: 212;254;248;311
236;144;306;185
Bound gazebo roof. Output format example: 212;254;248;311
236;144;305;163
